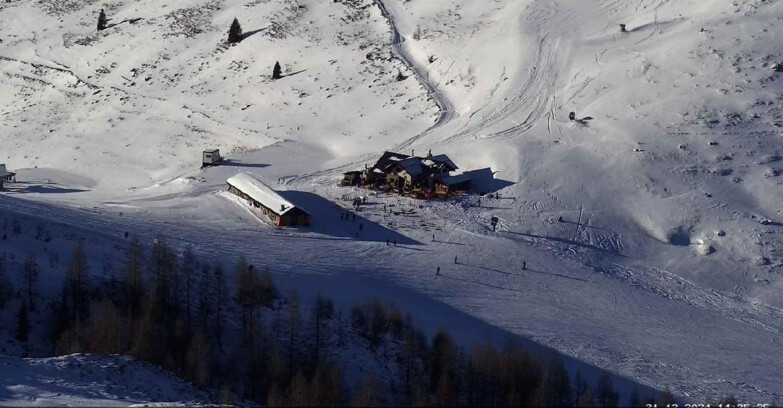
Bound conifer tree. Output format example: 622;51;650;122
430;327;458;399
65;242;89;323
272;61;282;79
353;374;383;407
628;387;640;407
310;296;334;367
285;289;301;380
21;252;39;311
0;258;11;311
87;298;122;354
15;302;29;343
235;255;251;333
214;264;227;346
660;388;676;406
574;370;588;407
259;266;278;308
544;353;573;407
228;18;243;44
97;9;107;31
182;247;196;336
579;387;596;407
595;373;619;407
125;237;143;329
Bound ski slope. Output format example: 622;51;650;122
2;0;783;404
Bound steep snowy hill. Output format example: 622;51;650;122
2;0;783;404
0;354;210;406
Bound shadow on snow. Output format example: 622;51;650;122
278;191;421;246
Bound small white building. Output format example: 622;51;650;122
226;172;310;227
202;149;222;167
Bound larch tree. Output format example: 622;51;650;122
182;246;196;336
272;61;282;79
0;258;11;310
353;374;383;407
21;252;39;311
228;18;243;44
285;288;301;380
15;302;29;343
544;352;573;407
125;237;143;330
259;267;278;308
574;370;588;407
660;388;676;406
594;373;619;407
310;296;334;367
430;327;458;397
65;242;90;323
214;264;227;347
628;387;641;407
97;9;107;31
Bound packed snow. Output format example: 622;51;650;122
2;0;783;404
0;354;210;406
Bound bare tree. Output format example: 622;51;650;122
21;252;39;311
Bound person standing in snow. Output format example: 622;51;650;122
522;261;526;270
454;256;458;264
386;239;389;245
436;266;440;276
432;234;435;242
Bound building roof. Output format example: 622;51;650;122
204;149;219;153
439;173;472;185
372;151;410;172
227;172;304;216
398;157;424;176
426;154;458;171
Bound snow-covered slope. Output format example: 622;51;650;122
0;0;434;193
2;0;783;404
0;354;210;406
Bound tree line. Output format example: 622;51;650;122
0;229;698;406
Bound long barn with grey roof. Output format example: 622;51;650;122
227;172;310;227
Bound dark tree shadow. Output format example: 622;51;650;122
457;261;592;283
629;18;681;33
241;27;267;40
433;239;470;246
105;17;144;29
280;69;307;79
502;230;626;257
440;275;524;293
4;182;88;194
560;220;607;231
278;191;421;245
